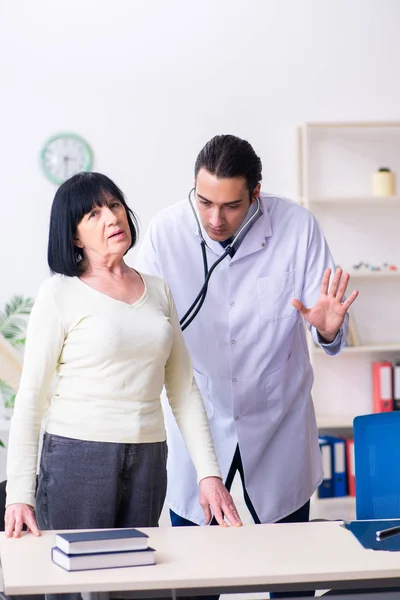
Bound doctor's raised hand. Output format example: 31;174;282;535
291;267;359;342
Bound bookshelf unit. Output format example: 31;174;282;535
298;121;400;433
299;122;400;521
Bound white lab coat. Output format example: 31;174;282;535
135;193;348;524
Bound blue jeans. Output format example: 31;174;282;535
170;445;313;600
36;433;168;600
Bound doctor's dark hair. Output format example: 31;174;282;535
194;135;262;199
47;171;139;277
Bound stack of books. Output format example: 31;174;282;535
51;528;155;571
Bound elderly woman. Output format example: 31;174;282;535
5;172;241;539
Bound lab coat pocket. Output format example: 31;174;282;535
193;369;215;419
257;271;295;321
264;351;302;426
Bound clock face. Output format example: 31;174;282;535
40;133;93;185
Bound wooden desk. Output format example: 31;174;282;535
1;522;400;598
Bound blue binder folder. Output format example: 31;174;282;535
318;437;334;498
320;435;347;497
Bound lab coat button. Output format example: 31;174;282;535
230;301;235;307
231;339;236;345
232;378;237;383
234;416;240;421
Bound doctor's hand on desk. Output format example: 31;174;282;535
292;267;359;343
199;476;243;527
4;503;41;538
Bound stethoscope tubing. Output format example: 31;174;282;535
180;189;261;331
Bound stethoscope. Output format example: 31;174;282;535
180;188;261;331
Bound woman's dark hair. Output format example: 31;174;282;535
194;134;262;200
48;172;139;277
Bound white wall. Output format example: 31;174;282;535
1;0;400;305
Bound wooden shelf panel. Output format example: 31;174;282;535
304;121;400;130
316;415;355;429
347;270;400;279
311;495;356;507
313;343;400;354
310;495;356;521
306;196;400;205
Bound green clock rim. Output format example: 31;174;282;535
40;132;93;185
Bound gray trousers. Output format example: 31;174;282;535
36;433;168;600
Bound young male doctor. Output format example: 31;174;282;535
136;134;358;551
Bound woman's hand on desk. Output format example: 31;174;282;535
4;503;41;538
199;476;242;527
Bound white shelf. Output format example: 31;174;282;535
306;196;400;205
310;495;356;522
347;270;400;279
312;495;355;508
316;415;354;429
305;121;400;130
313;343;400;354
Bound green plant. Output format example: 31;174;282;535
0;379;16;409
0;295;33;345
0;295;34;410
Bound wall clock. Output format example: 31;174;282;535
40;132;93;185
